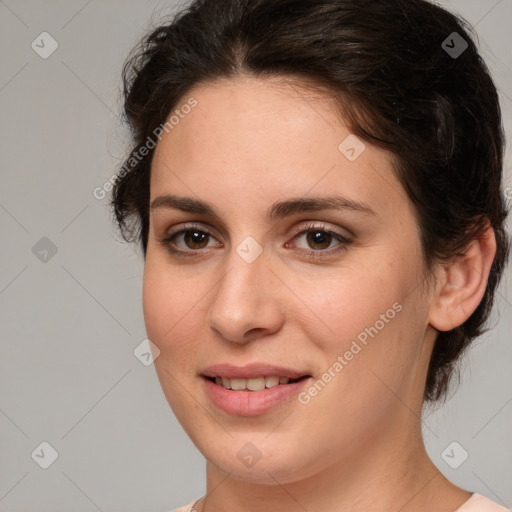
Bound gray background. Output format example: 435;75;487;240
0;1;511;511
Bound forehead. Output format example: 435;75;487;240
152;74;346;161
149;75;409;222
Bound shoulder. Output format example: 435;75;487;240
168;494;511;512
456;493;510;512
167;504;195;512
168;500;199;512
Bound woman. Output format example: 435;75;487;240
110;0;510;510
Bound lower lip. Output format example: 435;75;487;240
202;376;312;416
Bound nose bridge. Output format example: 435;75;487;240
215;243;268;312
207;240;283;341
219;231;270;291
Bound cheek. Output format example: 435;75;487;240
142;260;206;415
142;259;205;352
303;246;426;390
301;260;400;350
142;265;170;343
329;300;426;410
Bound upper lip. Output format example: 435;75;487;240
201;363;311;380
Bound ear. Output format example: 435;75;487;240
429;222;497;332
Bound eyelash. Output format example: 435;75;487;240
158;222;353;260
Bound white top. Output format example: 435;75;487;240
170;492;510;512
455;493;510;511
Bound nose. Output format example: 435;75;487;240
207;247;285;344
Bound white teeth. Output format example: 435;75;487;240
230;378;246;390
265;376;280;388
247;377;265;391
213;375;298;391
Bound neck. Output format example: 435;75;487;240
195;412;471;512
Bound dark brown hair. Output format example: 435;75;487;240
110;0;510;403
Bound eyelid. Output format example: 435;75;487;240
285;221;353;255
159;220;353;258
165;222;223;240
164;221;350;242
288;221;353;240
163;222;223;251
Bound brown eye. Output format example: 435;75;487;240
159;225;222;256
293;229;341;251
305;230;334;250
182;230;210;249
286;223;353;260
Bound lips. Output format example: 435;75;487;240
201;363;310;380
207;375;308;391
200;363;313;415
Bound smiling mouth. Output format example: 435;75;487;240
204;375;311;391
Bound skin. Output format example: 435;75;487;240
142;75;496;512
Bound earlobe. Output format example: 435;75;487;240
429;224;497;332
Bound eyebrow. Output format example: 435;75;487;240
150;194;376;219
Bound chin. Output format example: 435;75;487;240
195;433;314;484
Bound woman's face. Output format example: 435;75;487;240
143;75;438;484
